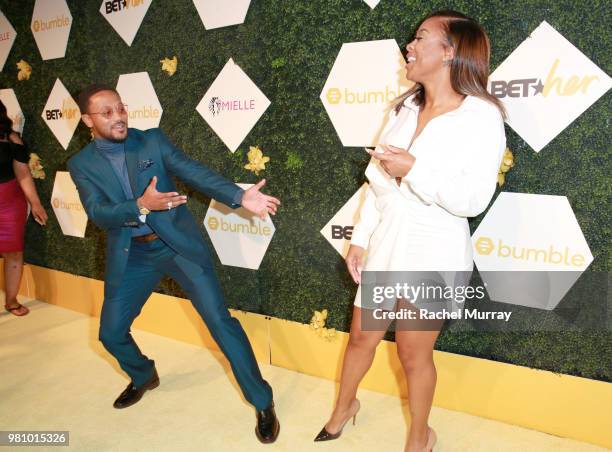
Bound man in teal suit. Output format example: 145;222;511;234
68;84;280;443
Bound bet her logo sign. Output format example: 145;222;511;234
489;21;611;152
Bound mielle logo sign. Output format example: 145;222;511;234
104;0;145;13
490;59;600;98
325;84;403;105
52;197;84;212
474;237;586;268
45;99;79;120
207;215;272;236
32;15;70;33
208;97;256;116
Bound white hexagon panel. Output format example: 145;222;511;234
204;183;275;269
320;183;370;258
116;72;162;131
0;88;25;134
0;11;17;71
472;192;593;310
363;0;381;8
193;0;251;30
320;39;412;147
41;78;81;150
196;58;270;152
31;0;72;60
100;0;152;46
51;171;87;238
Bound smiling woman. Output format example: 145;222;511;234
317;10;507;452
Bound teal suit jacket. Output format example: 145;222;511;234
67;128;242;296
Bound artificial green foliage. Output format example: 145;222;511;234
0;0;609;381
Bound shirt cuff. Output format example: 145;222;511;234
232;188;245;207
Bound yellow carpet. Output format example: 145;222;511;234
0;299;607;452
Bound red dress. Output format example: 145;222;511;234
0;141;28;253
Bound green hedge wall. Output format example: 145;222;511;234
1;0;609;381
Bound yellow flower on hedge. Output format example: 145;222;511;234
17;60;32;81
244;145;270;175
28;153;45;179
321;327;337;342
160;56;178;76
309;309;328;331
497;147;514;186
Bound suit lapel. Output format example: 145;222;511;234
88;143;126;200
124;131;141;196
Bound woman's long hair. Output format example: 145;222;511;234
395;10;506;119
0;100;13;140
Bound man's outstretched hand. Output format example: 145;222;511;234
241;179;281;220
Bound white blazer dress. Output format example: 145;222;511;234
351;94;506;310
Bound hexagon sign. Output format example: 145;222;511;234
196;58;270;152
51;171;87;238
41;78;81;150
0;11;17;71
193;0;251;30
116;72;162;131
472;192;593;310
31;0;72;60
204;183;275;269
100;0;152;46
320;183;370;258
320;39;412;147
0;88;25;134
363;0;381;8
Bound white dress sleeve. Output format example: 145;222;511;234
349;106;402;249
403;110;506;218
350;184;379;249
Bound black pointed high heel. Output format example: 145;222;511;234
314;399;360;442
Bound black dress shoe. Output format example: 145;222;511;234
113;368;159;409
255;401;280;444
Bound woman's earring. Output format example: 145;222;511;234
443;58;452;67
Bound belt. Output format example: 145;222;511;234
132;232;159;243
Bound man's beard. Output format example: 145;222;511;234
101;122;128;142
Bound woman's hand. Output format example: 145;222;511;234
31;202;48;226
345;244;365;284
367;144;416;178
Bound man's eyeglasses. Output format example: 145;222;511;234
88;103;128;120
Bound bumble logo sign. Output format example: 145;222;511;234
99;0;151;46
475;236;586;268
320;39;412;147
489;21;611;152
41;79;81;150
203;183;275;270
116;72;163;131
0;11;17;71
31;0;72;60
474;237;494;256
51;172;88;238
472;192;593;309
0;89;25;135
320;183;370;258
325;85;404;106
